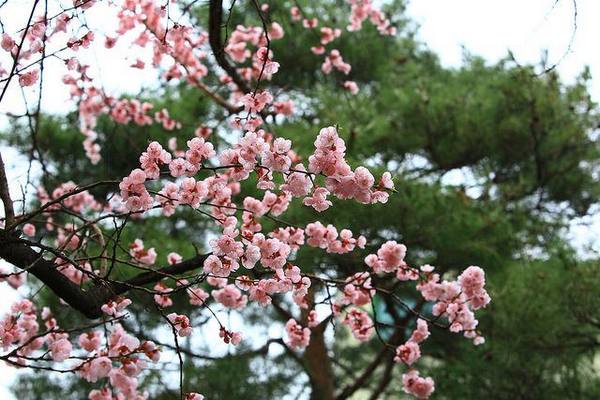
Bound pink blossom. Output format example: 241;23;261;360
343;80;359;94
281;164;312;196
303;187;332;212
394;341;421;365
167;313;193;337
302;18;318;29
320;27;341;45
212;284;248;309
101;297;132;317
269;22;284;39
241;91;273;114
22;223;36;236
19;70;40;87
409;319;430;344
129;239;157;265
87;356;112;382
343;272;375;306
50;338;72;362
167;252;182;265
188;287;209;306
364;240;408;274
1;34;14;52
153;282;173;308
255;47;280;75
285;319;310;348
290;6;301;21
402;370;435;399
342;308;373;341
78;331;102;352
219;327;242;345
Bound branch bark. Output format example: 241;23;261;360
302;286;336;400
0;153;15;226
0;229;209;319
208;0;252;94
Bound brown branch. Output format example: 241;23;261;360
208;0;251;94
0;229;209;319
0;153;15;225
335;328;402;400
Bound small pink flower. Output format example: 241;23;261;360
343;80;359;95
22;223;36;236
285;319;310;348
394;341;421;365
1;34;14;52
50;338;72;362
167;313;193;337
19;70;40;87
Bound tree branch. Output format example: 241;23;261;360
0;153;15;225
208;0;251;94
0;229;209;319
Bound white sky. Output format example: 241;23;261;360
0;0;599;397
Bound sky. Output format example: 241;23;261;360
0;0;599;397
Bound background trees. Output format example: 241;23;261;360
0;0;599;399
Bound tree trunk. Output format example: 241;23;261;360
302;287;336;400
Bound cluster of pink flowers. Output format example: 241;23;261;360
225;23;284;83
0;300;41;353
285;318;311;349
40;182;102;214
392;319;432;395
119;168;153;212
172;139;216;176
100;297;132;317
289;0;394;97
342;307;374;341
139;141;172;179
0;296;159;399
55;258;93;285
364;240;409;274
219;326;242;345
80;324;161;398
119;125;392;218
212;284;248;310
167;313;193;337
346;0;396;35
402;370;435;399
240;90;274;115
129;239;157;265
188;287;209;306
110;99;154;126
153;282;173;307
417;265;490;344
303;186;332;212
322;49;351;75
342;272;375;306
309;127;394;204
305;222;366;253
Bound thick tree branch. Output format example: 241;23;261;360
335;328;402;400
208;0;251;94
0;229;209;319
0;153;15;225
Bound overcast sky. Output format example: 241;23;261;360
0;0;598;397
